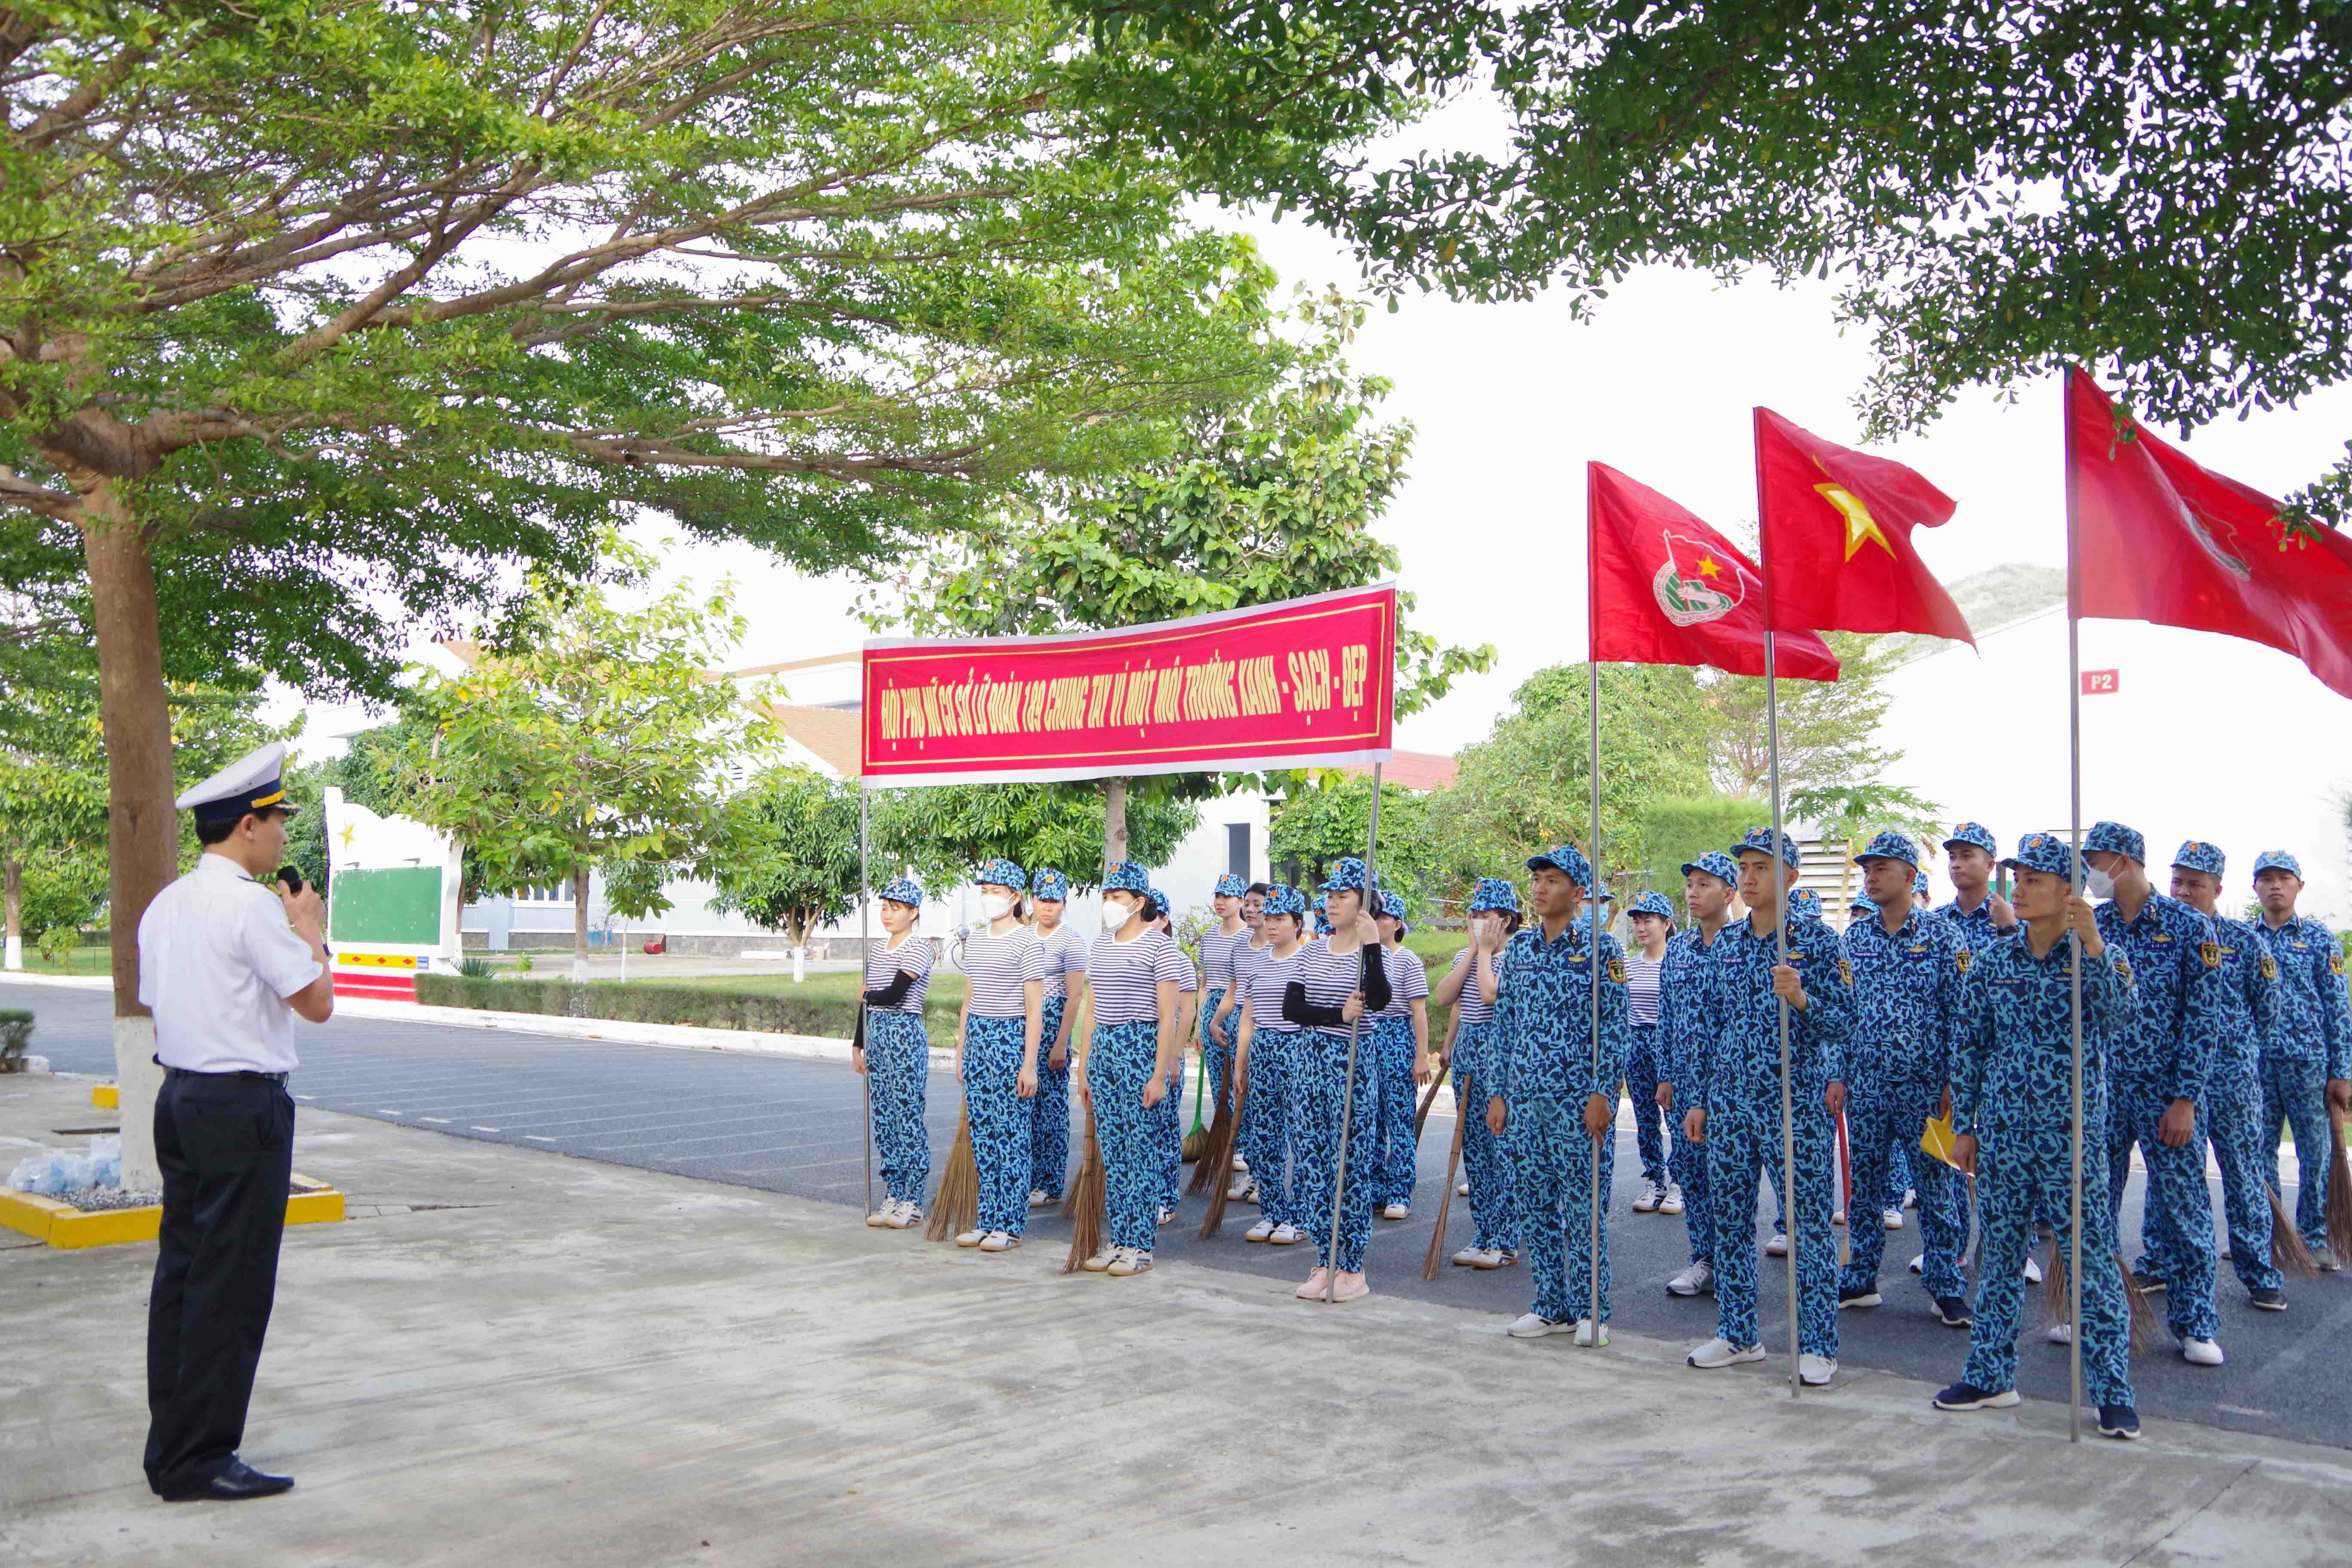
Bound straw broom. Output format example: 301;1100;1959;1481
1197;1064;1251;1239
2043;1241;2165;1353
2269;1182;2321;1278
1422;1070;1474;1280
1180;1045;1212;1164
1413;1066;1446;1139
925;1104;979;1242
1060;1089;1106;1274
2330;1110;2352;1264
1186;1042;1238;1197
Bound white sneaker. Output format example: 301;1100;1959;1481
1027;1189;1052;1210
1268;1222;1302;1246
1157;1206;1176;1227
1451;1243;1484;1267
1245;1218;1277;1242
955;1228;986;1248
1831;1208;1847;1227
2183;1337;2225;1367
1457;1180;1470;1197
1381;1201;1410;1221
1666;1261;1715;1297
1633;1182;1664;1213
1231;1154;1250;1173
1660;1184;1685;1215
1509;1312;1576;1338
1107;1246;1154;1277
1798;1354;1838;1387
978;1231;1020;1252
1883;1209;1905;1232
1904;1188;1918;1209
1687;1337;1766;1369
1473;1246;1516;1270
882;1200;922;1230
2046;1323;2073;1346
867;1206;893;1228
1573;1319;1610;1347
2024;1255;2043;1284
1765;1233;1789;1257
1908;1253;1924;1275
1081;1246;1117;1273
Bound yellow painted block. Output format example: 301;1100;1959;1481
91;1084;119;1110
287;1173;345;1227
0;1173;344;1249
46;1204;161;1249
0;1188;67;1244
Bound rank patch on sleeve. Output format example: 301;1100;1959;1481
2116;957;2135;986
1837;957;1853;986
1608;959;1626;984
2333;953;2347;977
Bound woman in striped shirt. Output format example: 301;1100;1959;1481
1370;891;1435;1221
1430;878;1522;1268
1234;885;1310;1242
953;860;1040;1251
1282;858;1393;1301
1622;890;1680;1217
1195;874;1251;1182
1074;861;1187;1277
858;876;936;1230
1212;882;1275;1197
1021;868;1087;1207
1146;887;1198;1225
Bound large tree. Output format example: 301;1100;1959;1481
1070;3;2352;516
1;0;1312;1167
865;289;1492;865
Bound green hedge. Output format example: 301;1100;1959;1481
413;973;965;1038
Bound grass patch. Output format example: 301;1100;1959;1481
10;944;112;977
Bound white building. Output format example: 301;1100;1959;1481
1872;609;2352;923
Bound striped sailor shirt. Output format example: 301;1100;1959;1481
1284;937;1393;1037
1197;925;1250;992
1022;922;1088;1002
863;933;933;1015
962;925;1036;1020
1244;944;1306;1033
1446;946;1501;1028
1376;942;1430;1018
1085;928;1188;1026
1625;950;1663;1027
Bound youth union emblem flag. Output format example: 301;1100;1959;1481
1652;531;1744;627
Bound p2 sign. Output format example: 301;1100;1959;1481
2080;669;2120;695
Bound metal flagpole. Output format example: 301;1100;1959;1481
1766;631;1800;1397
1588;655;1605;1344
2064;380;2086;1444
860;784;873;1219
1324;763;1383;1303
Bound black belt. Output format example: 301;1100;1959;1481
159;1062;289;1085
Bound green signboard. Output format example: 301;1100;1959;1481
328;866;444;946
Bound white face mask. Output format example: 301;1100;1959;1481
2082;865;2117;900
980;893;1014;920
1102;899;1133;930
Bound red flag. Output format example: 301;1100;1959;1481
2068;368;2352;701
1588;462;1840;682
1754;407;1974;644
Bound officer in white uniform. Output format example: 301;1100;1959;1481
140;741;333;1502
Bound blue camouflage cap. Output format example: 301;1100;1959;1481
1031;867;1070;902
1526;842;1597;888
2171;839;2226;877
1213;872;1249;898
1469;877;1519;914
1320;857;1369;894
2253;849;2304;881
1732;825;1802;870
1850;893;1875;913
1103;860;1152;895
880;875;924;907
1854;830;1921;868
2083;821;2145;864
1944;822;1998;857
975;858;1026;892
1789;887;1822;918
1913;870;1930;897
2003;833;2076;879
1378;890;1407;920
1262;884;1307;919
1628;891;1675;922
1680;850;1740;887
1145;887;1170;920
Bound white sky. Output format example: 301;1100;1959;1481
279;156;2352;766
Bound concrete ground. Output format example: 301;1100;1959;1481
5;1070;2352;1567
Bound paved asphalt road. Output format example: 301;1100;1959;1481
12;980;2350;1452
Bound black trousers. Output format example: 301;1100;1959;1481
145;1070;293;1494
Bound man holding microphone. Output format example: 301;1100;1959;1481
141;741;333;1502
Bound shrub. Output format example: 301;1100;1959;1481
413;975;959;1038
0;1009;31;1072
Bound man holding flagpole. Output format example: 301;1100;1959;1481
1682;829;1851;1384
1658;851;1742;1299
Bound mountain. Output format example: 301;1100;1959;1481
1875;562;2067;667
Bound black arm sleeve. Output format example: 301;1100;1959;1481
861;971;916;1008
1360;944;1393;1013
1283;980;1347;1029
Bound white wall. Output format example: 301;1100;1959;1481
1874;610;2352;924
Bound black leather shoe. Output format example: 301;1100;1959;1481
162;1457;295;1502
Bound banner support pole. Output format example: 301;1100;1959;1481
860;783;873;1221
1588;655;1606;1345
1323;763;1383;1303
2064;379;2086;1445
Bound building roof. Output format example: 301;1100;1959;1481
763;702;863;779
718;650;861;680
1341;751;1459;792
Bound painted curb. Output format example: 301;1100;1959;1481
0;1174;344;1250
90;1084;117;1109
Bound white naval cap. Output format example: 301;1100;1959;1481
175;740;297;824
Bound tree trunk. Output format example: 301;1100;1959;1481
3;851;21;971
80;485;178;1192
1103;775;1129;877
572;858;591;984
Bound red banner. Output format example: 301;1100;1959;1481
860;585;1397;785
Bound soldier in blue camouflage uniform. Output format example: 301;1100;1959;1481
2248;851;2352;1267
1683;828;1853;1384
1838;832;1972;1326
1932;833;2141;1439
2162;841;2288;1308
1489;844;1629;1341
2084;821;2229;1364
1433;878;1522;1266
1658;852;1740;1298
